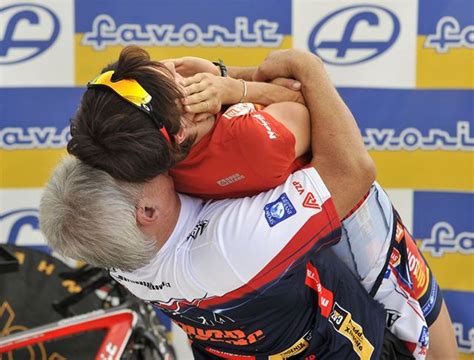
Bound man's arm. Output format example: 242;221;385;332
254;50;376;218
226;66;256;81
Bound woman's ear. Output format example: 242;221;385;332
174;126;187;144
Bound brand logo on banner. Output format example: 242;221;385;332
416;0;473;88
292;1;417;87
443;290;474;354
421;222;474;257
453;322;474;353
308;5;400;65
363;121;474;151
0;126;70;150
82;15;283;50
415;192;473;258
0;0;74;86
424;16;474;53
0;208;47;249
0;3;59;65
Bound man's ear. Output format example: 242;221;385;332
174;126;187;144
136;200;159;226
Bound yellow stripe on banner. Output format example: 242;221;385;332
420;251;474;291
2;149;472;190
370;151;474;192
75;34;293;85
0;149;66;188
416;37;474;89
459;352;473;360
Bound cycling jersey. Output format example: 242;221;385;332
111;168;386;359
170;103;308;199
169;103;442;358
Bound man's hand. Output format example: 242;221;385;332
253;49;320;83
161;57;219;77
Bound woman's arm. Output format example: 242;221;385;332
181;73;303;114
162;56;303;112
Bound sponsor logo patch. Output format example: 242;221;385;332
418;326;429;347
395;222;405;243
404;231;430;298
216;173;245;187
305;262;334;318
114;274;171;291
175;321;264;346
253;113;277;139
386;309;402;327
264;193;296;227
303;192;321;210
269;333;310;359
389;248;401;268
329;302;374;360
222;103;255;119
292;181;305;195
186;220;209;241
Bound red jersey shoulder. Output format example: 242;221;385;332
221;103;257;119
219;103;291;144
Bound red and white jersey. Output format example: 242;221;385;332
170;103;308;199
110;168;387;359
168;103;436;358
111;167;336;304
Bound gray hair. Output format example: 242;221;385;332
39;156;157;271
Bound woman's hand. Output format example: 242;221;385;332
181;73;240;115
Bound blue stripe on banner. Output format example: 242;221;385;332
74;0;291;34
338;88;474;152
0;88;84;128
442;290;474;353
3;88;473;133
2;88;474;152
338;88;473;133
418;0;474;35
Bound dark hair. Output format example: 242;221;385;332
68;46;193;182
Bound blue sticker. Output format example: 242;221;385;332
264;193;296;227
418;326;429;347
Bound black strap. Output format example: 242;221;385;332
212;59;228;77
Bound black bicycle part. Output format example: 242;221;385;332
0;246;19;274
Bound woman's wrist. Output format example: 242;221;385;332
220;77;244;105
